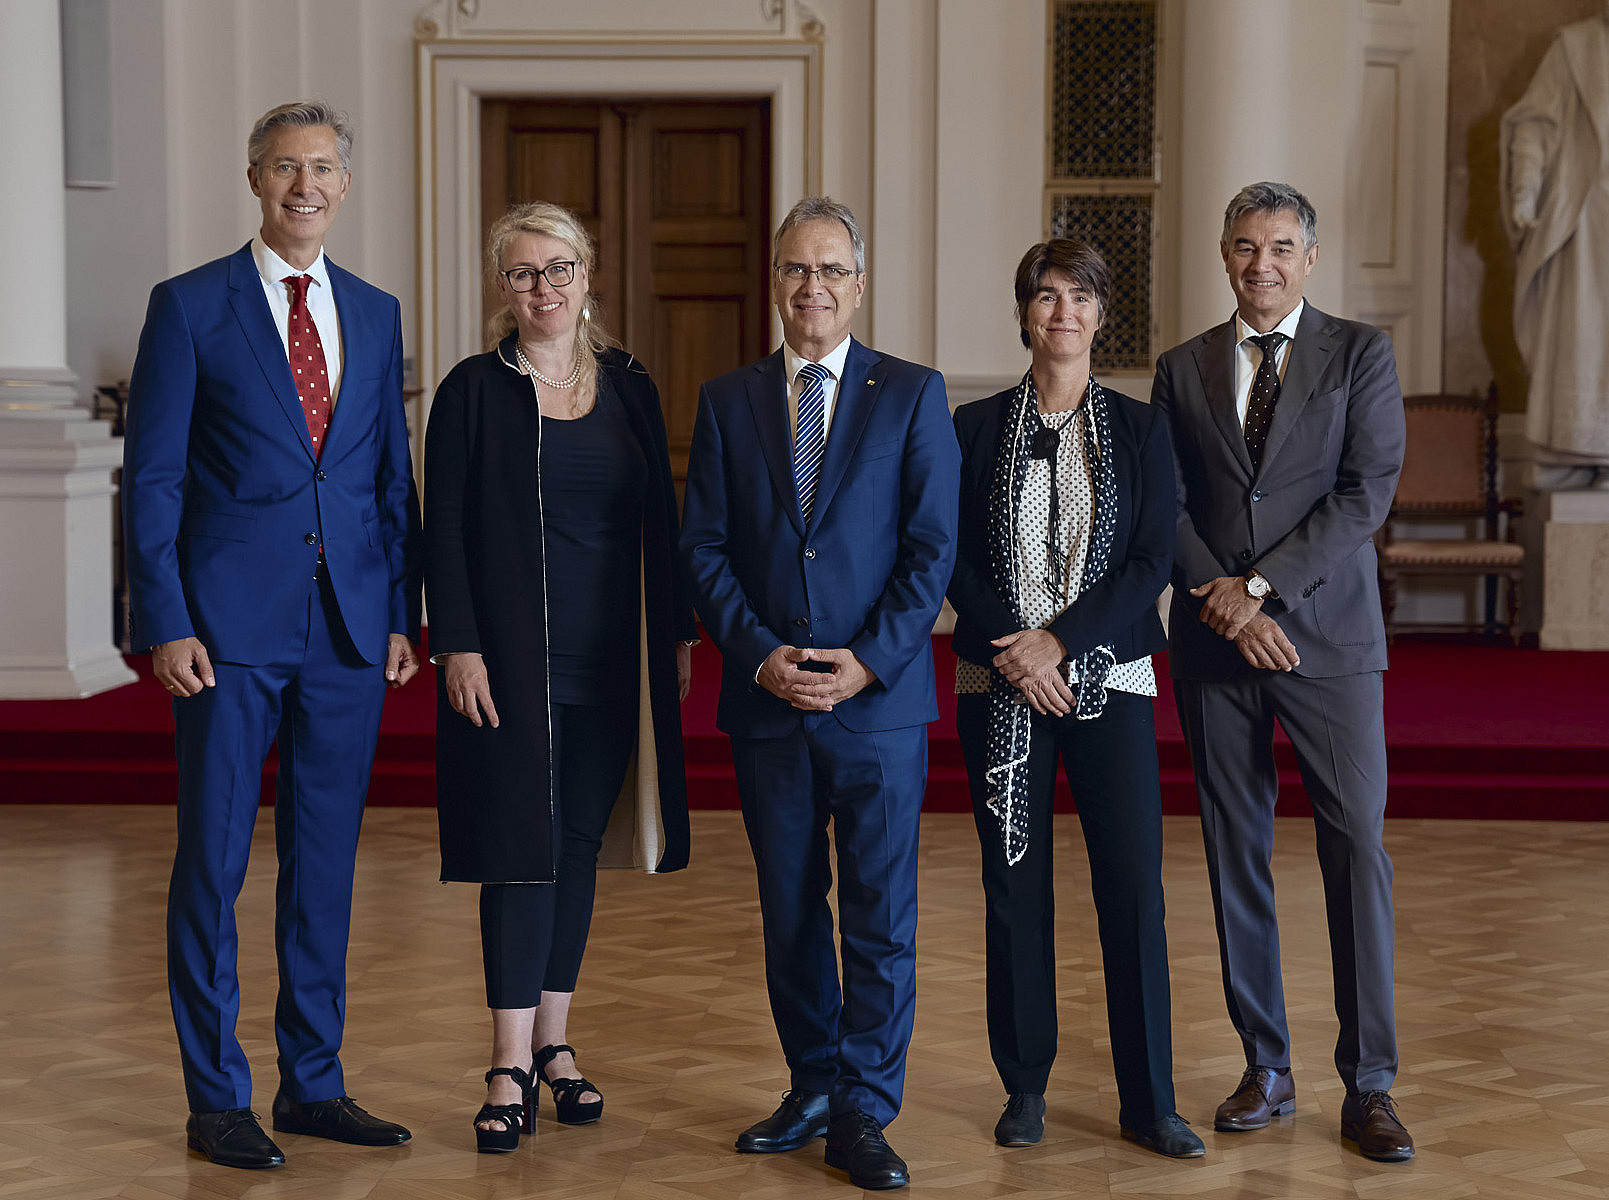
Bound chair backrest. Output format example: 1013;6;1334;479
1394;389;1498;514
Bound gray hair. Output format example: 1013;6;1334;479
773;196;867;274
1220;181;1318;250
247;100;354;175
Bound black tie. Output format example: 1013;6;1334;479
1244;332;1287;470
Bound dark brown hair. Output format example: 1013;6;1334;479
1013;238;1111;349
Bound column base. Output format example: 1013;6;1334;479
0;391;134;698
1537;490;1609;650
0;650;135;699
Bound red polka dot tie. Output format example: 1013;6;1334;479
283;274;331;458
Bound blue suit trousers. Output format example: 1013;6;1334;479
732;715;926;1127
167;565;385;1113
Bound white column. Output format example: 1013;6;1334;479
1173;0;1357;339
0;0;135;698
868;0;939;368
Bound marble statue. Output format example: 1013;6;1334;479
1502;4;1609;483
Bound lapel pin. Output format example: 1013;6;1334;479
866;378;875;385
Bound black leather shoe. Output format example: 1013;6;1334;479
735;1089;829;1153
1214;1066;1295;1131
825;1110;909;1189
1121;1113;1206;1158
994;1093;1045;1146
1341;1090;1414;1162
186;1109;285;1169
271;1093;411;1146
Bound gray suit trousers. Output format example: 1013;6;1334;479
1174;669;1398;1095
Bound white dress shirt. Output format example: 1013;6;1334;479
251;236;345;406
1232;300;1304;430
783;333;853;444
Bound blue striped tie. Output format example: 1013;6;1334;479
794;361;831;523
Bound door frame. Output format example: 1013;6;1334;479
415;32;824;463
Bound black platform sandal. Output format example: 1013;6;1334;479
534;1043;604;1125
473;1063;534;1152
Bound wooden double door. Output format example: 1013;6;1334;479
481;97;772;479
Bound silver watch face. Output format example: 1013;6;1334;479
1246;573;1271;599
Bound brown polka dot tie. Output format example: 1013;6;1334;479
283;274;331;459
1243;331;1287;471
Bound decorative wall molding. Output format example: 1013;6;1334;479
413;19;825;456
1345;0;1449;394
415;0;824;41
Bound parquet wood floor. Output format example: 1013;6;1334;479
1;806;1606;1198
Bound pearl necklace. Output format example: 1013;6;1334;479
516;341;584;389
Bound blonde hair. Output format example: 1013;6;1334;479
484;203;613;361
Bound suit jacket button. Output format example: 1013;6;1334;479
1239;549;1252;561
304;532;318;545
804;547;816;559
1251;489;1262;502
315;469;327;482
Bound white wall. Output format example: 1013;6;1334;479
65;0;169;395
931;0;1046;400
70;0;1440;404
73;0;1045;397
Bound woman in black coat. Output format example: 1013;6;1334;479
948;238;1200;1158
425;202;696;1152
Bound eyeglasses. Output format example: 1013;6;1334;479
261;160;343;182
776;264;859;285
500;261;578;292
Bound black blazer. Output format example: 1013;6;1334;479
425;338;695;882
948;383;1175;672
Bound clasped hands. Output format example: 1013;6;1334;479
758;645;877;711
1189;575;1299;671
990;629;1074;716
152;633;419;696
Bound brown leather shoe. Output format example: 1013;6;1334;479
1213;1066;1295;1131
1341;1090;1414;1162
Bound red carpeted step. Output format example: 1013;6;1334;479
2;637;1606;820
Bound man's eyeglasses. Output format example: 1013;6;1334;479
261;160;342;182
500;261;579;292
776;264;859;285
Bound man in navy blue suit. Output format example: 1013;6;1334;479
122;101;421;1170
681;197;959;1190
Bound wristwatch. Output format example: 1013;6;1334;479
1243;571;1274;601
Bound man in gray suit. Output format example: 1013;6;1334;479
1152;182;1412;1162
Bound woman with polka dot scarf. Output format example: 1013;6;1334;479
947;238;1199;1161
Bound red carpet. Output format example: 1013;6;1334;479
1;638;1605;819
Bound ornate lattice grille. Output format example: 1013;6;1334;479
1049;1;1157;181
1049;193;1154;372
1045;0;1162;374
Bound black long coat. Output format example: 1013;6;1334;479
424;336;696;882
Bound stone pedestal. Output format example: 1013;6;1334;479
1535;487;1609;650
0;2;135;698
0;391;135;698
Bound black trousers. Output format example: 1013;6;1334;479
480;703;636;1009
957;689;1177;1128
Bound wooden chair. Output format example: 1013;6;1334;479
1377;385;1524;643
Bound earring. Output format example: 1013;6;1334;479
581;303;591;322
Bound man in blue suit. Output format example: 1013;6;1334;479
681;197;960;1190
122;101;421;1170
